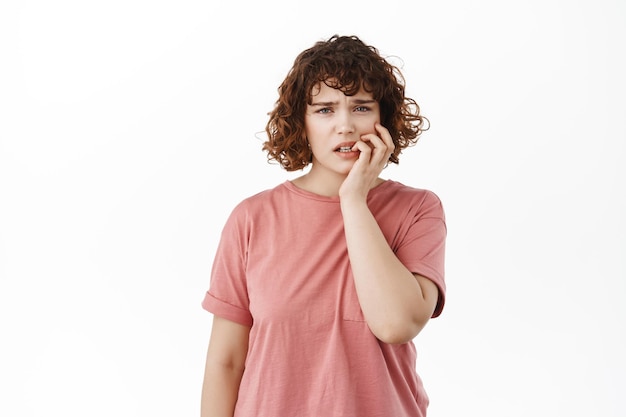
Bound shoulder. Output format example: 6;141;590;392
228;182;289;219
380;180;444;210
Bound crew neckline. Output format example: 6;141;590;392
282;179;394;202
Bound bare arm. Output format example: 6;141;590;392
201;316;250;417
339;123;439;344
340;198;439;344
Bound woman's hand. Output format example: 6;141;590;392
339;123;394;201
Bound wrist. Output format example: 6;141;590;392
339;194;369;214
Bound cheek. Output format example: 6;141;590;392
304;117;325;135
357;118;379;134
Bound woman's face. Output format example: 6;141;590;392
304;81;381;177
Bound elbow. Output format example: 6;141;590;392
376;331;416;345
364;277;439;344
370;316;429;345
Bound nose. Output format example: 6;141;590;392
336;111;355;135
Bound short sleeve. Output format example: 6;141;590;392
395;191;447;317
202;203;253;327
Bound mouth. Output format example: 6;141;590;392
334;142;356;153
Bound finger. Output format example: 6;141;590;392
352;140;373;158
353;136;375;150
360;131;388;152
363;126;392;153
360;132;391;164
374;123;395;154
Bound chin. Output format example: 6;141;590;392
335;165;356;176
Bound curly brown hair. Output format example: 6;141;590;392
263;35;429;171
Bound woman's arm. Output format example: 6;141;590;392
201;316;250;417
340;198;439;344
339;123;439;344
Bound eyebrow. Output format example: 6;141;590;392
309;98;377;106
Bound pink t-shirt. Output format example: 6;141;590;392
203;180;446;417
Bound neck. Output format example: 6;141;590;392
291;166;386;198
291;169;345;197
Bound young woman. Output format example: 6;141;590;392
201;35;447;417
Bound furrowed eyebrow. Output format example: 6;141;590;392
309;99;376;106
309;101;337;107
352;99;377;104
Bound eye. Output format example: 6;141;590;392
355;106;370;112
316;107;332;114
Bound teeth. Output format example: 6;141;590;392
338;146;352;152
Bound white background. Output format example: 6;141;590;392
1;0;625;416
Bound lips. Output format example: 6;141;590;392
334;141;356;152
